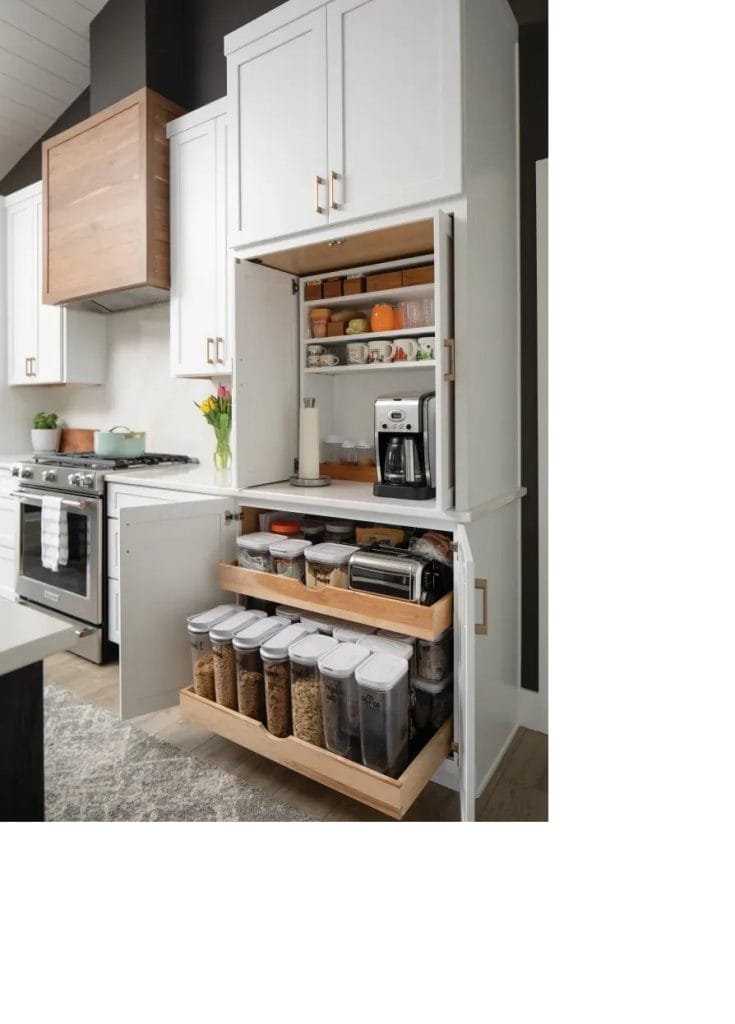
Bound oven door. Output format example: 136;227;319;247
14;488;102;625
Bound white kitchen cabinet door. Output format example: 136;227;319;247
169;103;230;376
228;8;328;247
326;0;462;224
456;500;521;815
434;209;455;510
5;182;106;386
118;496;234;719
234;260;299;488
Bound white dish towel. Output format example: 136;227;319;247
41;496;69;572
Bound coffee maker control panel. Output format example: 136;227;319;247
381;410;413;431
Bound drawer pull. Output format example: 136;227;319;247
216;336;224;363
475;578;488;635
443;337;455;383
206;337;215;364
329;169;338;210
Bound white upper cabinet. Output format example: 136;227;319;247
225;0;462;248
326;0;462;223
227;8;328;248
168;100;231;376
4;182;106;386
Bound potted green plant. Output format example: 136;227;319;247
31;412;61;453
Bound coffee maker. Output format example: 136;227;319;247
374;392;436;500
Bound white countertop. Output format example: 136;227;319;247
0;599;76;675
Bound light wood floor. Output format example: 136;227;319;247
45;652;548;822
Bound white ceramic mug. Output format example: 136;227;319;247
307;353;321;367
390;337;418;362
319;352;340;366
417;337;435;360
368;340;393;363
347;342;369;364
307;344;325;356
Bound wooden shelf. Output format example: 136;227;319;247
304;282;434;310
218;562;453;640
305;361;436;375
180;686;452;820
320;462;377;482
303;326;436;346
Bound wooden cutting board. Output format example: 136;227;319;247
59;428;96;453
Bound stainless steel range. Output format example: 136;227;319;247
11;453;196;663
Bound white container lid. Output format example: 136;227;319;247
187;603;240;634
289;633;338;666
236;531;280;552
340;440;355;449
358;635;414;662
355;652;408;690
304;542;359;566
209;609;267;642
332;621;376;643
377;629;417;649
413;672;453;695
233;615;289;651
318;641;370;678
269;538;312;558
355;440;373;449
298;612;343;635
325;520;355;532
261;621;318;661
275;605;304;622
324;434;342;443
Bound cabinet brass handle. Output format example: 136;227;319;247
25;357;30;377
31;356;36;377
329;170;338;210
314;175;325;214
443;337;455;382
475;578;488;635
216;337;224;363
206;337;215;364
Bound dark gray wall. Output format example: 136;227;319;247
90;0;147;113
0;89;90;195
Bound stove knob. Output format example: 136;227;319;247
83;473;95;488
68;473;81;486
41;470;56;482
20;467;32;479
11;465;19;477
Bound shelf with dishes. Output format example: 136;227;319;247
305;361;436;376
302;325;436;346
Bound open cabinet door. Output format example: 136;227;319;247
434;210;454;510
456;500;521;811
234;260;298;487
455;526;477;821
118;496;234;719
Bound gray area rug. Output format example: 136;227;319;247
44;683;313;822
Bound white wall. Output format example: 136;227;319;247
0;303;220;463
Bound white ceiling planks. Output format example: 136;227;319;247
0;0;107;183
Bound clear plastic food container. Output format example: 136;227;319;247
415;627;453;682
356;653;410;778
187;603;240;693
304;543;359;589
332;621;376;643
318;642;370;760
377;629;418;677
301;519;326;544
322;435;342;463
233;615;289;721
412;673;453;734
275;605;304;623
209;609;267;708
271;518;304;539
325;520;356;545
269;538;312;580
236;532;280;572
357;634;414;663
298;611;343;635
355;440;375;466
260;622;318;737
288;633;338;747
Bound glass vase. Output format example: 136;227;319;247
213;423;232;471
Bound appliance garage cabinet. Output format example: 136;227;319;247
167;99;231;376
3;183;107;386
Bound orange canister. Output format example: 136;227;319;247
370;304;394;333
271;518;303;539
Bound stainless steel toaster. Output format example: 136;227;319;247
347;548;451;605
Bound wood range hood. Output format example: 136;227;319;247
42;87;185;313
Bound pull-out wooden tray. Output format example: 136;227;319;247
180;686;452;820
218;563;452;641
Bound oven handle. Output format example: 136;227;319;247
11;491;96;511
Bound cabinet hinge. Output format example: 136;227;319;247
450;541;458;553
225;510;244;523
292;279;299;295
451;740;460;766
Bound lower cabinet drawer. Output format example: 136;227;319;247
180;686;452;820
0;496;16;549
108;577;120;644
0;544;15;598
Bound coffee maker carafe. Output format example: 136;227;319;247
374;392;436;500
